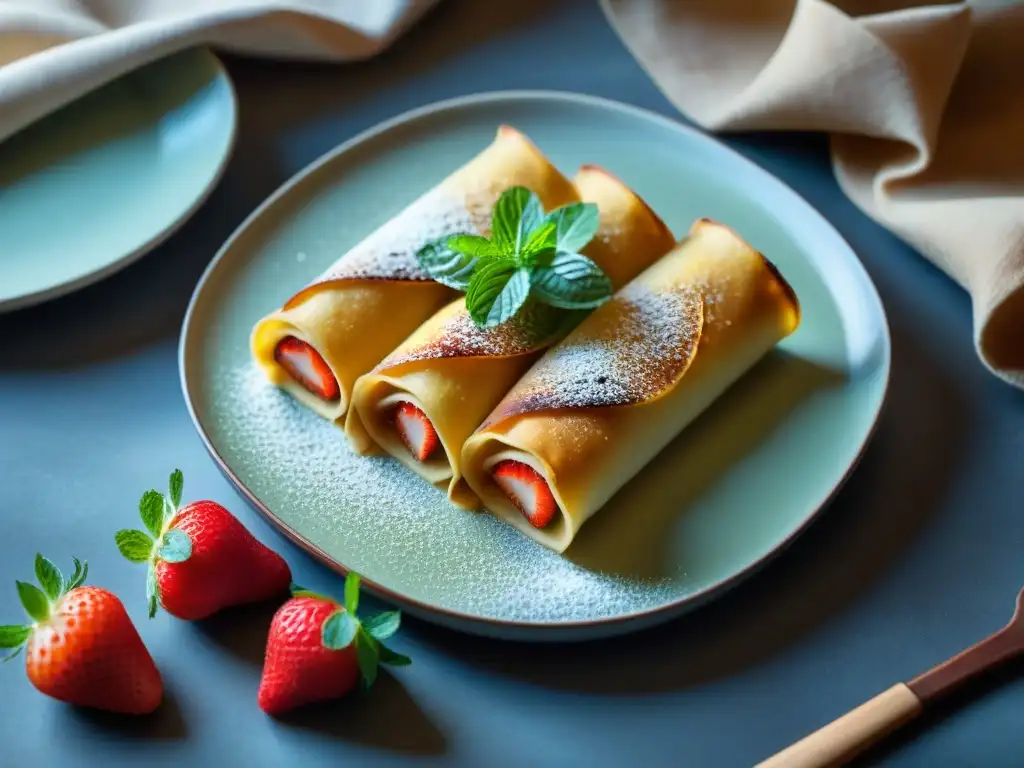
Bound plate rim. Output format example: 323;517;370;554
0;47;238;314
179;89;892;641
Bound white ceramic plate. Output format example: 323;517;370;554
181;91;890;641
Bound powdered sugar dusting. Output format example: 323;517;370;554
379;302;566;370
488;284;704;423
308;186;483;284
213;364;674;622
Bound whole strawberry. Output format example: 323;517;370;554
0;555;162;714
257;572;411;715
115;469;291;620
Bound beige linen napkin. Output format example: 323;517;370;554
0;0;440;143
601;0;1024;388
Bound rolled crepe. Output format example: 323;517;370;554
250;126;579;422
345;165;676;507
461;218;802;552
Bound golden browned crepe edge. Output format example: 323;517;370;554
478;218;800;433
282;125;573;312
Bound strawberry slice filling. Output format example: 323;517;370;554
274;337;340;401
492;460;559;529
393;402;440;462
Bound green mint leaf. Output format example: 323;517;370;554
491;187;543;255
34;554;62;601
168;469;184;509
416;237;479;291
138;490;165;538
116;529;154;563
16;582;49;623
146;565;158;619
530;251;613;309
521;220;557;261
486;268;531;328
0;625;31;649
355;628;380;689
466;261;530;329
465;259;515;326
520;247;557;271
344;571;360;615
378;643;413;667
157;529;192;563
446;234;503;260
545;202;600;253
322;610;359;651
363;610;401;641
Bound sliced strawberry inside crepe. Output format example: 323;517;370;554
273;337;340;401
492;460;558;529
394;402;440;462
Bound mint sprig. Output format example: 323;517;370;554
313;572;412;690
416;186;610;329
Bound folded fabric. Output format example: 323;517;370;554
601;0;1024;388
0;0;440;143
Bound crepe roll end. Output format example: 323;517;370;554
689;217;802;335
389;397;480;508
576;164;671;239
478;449;575;553
489;125;553;171
250;314;348;421
573;164;675;290
366;392;450;475
496;124;534;145
349;379;482;505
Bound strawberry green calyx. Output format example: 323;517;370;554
115;468;193;618
302;572;411;689
0;554;88;661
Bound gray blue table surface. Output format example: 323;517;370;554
2;2;1022;766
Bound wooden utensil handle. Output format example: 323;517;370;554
756;684;923;768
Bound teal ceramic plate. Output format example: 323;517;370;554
0;48;236;312
180;92;889;642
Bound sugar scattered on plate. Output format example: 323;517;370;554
213;364;674;622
